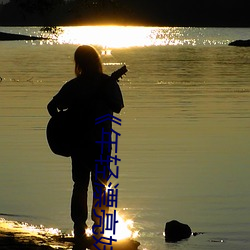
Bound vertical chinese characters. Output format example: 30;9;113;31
93;114;122;250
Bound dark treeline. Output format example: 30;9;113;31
0;0;250;27
125;0;250;27
0;0;135;26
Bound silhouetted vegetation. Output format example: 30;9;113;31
0;0;132;26
0;0;250;26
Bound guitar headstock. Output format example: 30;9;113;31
111;65;128;82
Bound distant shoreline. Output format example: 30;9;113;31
0;31;45;41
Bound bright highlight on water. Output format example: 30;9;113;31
0;215;139;248
54;26;234;47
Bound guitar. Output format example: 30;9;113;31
46;65;127;157
110;65;127;81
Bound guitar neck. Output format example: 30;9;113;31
110;65;128;82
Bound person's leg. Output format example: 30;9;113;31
71;182;89;237
91;152;110;233
71;150;91;238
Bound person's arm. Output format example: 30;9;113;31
47;99;58;117
47;80;73;116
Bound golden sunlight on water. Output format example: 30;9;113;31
57;26;153;47
83;212;138;240
0;215;138;241
103;212;139;240
56;26;193;48
0;218;61;237
0;214;139;244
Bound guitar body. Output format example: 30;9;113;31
46;110;73;157
46;65;127;157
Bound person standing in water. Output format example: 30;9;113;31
47;45;124;245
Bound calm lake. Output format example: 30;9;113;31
0;26;250;249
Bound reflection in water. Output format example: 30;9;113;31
103;212;139;240
0;212;139;239
56;26;231;48
0;215;139;248
57;26;153;47
0;218;67;242
56;26;190;48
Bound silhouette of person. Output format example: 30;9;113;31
47;45;124;245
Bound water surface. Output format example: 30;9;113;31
0;27;250;249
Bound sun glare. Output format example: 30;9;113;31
104;212;139;240
1;214;138;242
82;212;139;241
44;26;215;47
57;26;154;48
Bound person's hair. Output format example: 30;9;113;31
74;45;103;76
